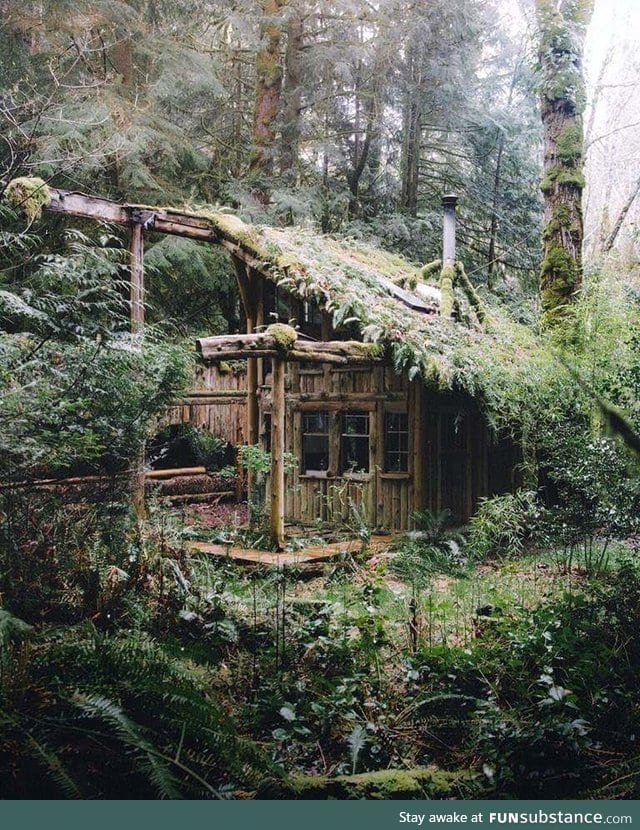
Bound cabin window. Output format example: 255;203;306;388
341;411;370;473
384;412;409;472
302;411;329;473
263;414;272;454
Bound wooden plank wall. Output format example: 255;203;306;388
161;357;506;531
272;363;418;532
163;364;248;446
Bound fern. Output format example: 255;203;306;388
72;693;184;800
347;724;367;774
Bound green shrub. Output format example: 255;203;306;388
148;423;231;471
390;510;468;583
468;490;540;560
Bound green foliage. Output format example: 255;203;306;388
143;237;239;335
468;491;540;560
0;224;192;480
148;424;230;471
0;624;275;798
237;443;272;476
390;510;468;584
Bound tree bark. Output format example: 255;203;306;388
249;0;287;203
347;93;376;217
536;0;594;325
400;48;420;217
602;174;640;254
280;9;303;182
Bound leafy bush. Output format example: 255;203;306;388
537;427;640;572
468;490;540;560
0;619;275;798
148;423;231;471
390;510;468;583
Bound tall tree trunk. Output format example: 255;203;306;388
347;98;375;217
536;0;594;326
487;68;518;288
249;0;286;203
280;10;303;182
400;51;420;216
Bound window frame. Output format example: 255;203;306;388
383;410;409;473
340;410;371;475
301;410;330;476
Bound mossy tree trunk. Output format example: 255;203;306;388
400;46;421;217
536;0;594;325
249;0;287;203
280;8;303;183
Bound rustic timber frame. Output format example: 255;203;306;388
27;185;517;550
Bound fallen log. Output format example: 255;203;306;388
158;490;235;504
145;466;207;479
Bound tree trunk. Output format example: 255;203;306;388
400;50;420;216
347;92;376;217
249;0;286;203
536;0;594;325
602;175;640;254
487;70;518;288
280;10;303;182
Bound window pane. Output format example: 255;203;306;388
384;412;409;472
343;412;369;436
302;411;329;472
303;436;328;470
303;412;328;434
341;411;369;472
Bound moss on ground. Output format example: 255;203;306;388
261;767;477;800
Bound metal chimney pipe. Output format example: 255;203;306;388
442;194;458;266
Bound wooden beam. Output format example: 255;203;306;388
197;333;382;365
270;355;286;550
45;188;266;270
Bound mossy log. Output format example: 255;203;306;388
455;263;488;326
421;259;442;279
259;767;477;800
197;333;384;365
439;264;456;319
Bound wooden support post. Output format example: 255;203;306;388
412;381;424;519
233;259;261;503
129;222;146;519
270;355;286;550
129;222;144;333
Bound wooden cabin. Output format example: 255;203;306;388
195;202;518;543
23;182;517;547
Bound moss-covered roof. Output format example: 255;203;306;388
194;210;533;403
4;180;541;415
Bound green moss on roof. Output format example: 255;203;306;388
38;192;539;416
131;203;538;407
